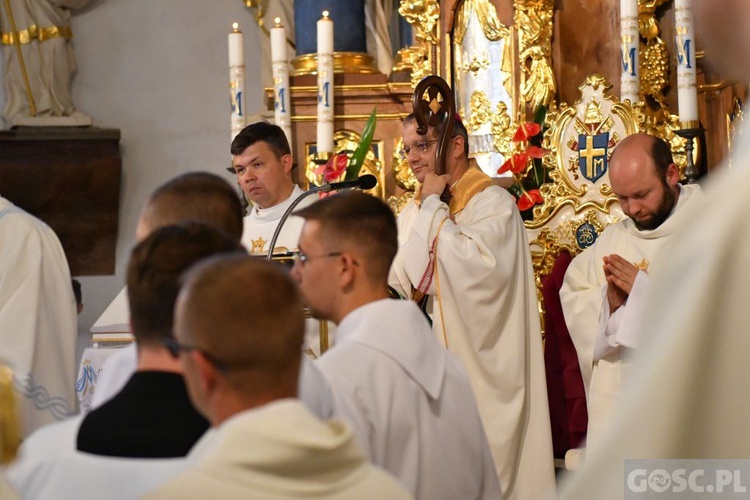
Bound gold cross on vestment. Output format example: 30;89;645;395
580;135;606;178
250;236;266;254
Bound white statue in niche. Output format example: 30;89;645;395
0;0;93;127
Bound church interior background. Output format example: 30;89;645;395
0;0;744;442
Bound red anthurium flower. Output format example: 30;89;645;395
497;152;529;175
322;153;348;182
516;189;543;211
512;122;542;142
526;145;545;159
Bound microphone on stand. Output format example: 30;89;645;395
265;174;378;261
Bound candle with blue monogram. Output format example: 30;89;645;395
317;10;334;154
271;18;293;147
228;22;246;142
620;0;639;104
675;0;698;124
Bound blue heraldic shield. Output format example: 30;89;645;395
577;132;609;183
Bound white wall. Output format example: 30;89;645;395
1;0;265;332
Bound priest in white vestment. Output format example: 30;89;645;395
558;5;750;496
0;196;77;436
293;192;501;499
560;134;702;451
232;121;314;255
148;256;410;500
233;121;332;357
388;114;554;499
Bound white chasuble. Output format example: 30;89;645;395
560;183;702;448
0;196;77;435
559;129;750;500
389;166;555;500
240;185;313;255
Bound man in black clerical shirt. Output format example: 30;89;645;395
76;223;244;457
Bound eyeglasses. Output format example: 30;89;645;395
399;139;438;160
162;337;229;372
292;250;343;266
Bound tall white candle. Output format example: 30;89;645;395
229;22;246;143
620;0;639;104
675;0;699;124
317;11;334;154
271;18;293;147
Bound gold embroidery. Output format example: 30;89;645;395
432;217;451;348
634;258;649;272
1;25;72;45
448;163;493;215
250;237;267;255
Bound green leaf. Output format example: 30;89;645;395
345;108;377;181
508;183;523;200
532;104;547;125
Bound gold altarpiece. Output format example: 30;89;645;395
262;0;745;279
395;0;745;295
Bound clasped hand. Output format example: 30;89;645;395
603;254;641;313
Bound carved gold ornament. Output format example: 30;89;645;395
467;90;492;133
515;0;556;110
637;0;670;108
530;75;636;230
492;101;514;158
399;0;440;45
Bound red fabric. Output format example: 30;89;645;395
541;250;588;459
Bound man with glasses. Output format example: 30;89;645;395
388;113;555;500
291;192;500;499
149;255;411;499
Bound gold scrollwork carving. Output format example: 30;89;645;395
514;0;556;110
399;0;440;45
398;0;440;87
467;90;492;133
388;139;418;215
492;101;514;158
530;75;638;229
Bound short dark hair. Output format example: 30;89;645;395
294;191;398;284
127;222;245;345
649;135;674;179
177;255;304;396
144;172;243;242
403;112;469;156
230;121;291;159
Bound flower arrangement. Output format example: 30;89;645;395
497;106;549;217
315;108;377;192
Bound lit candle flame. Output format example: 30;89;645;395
322;10;329;18
274;17;281;26
232;22;239;32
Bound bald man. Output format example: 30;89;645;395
559;3;750;496
560;133;702;453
